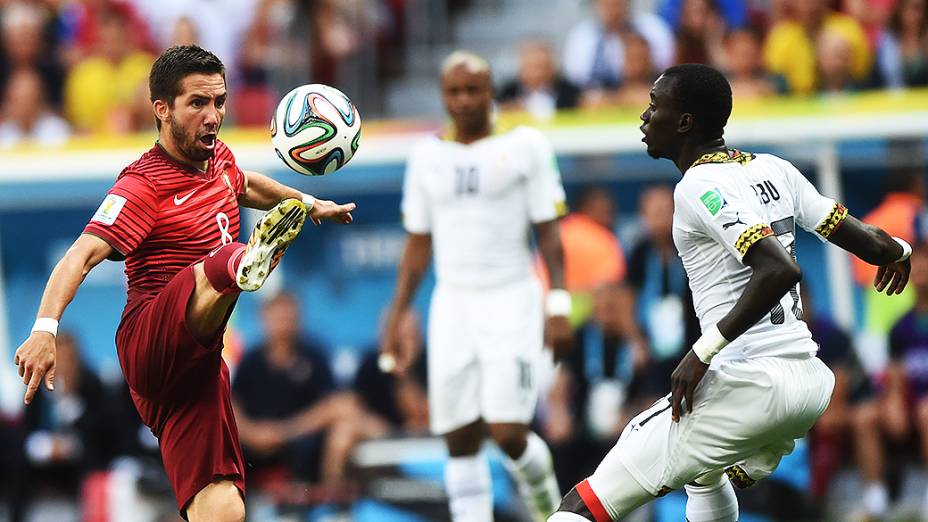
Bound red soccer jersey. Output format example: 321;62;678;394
84;140;246;309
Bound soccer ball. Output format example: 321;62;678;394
270;84;361;176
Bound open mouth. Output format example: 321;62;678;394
199;133;217;148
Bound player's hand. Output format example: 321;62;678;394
13;332;57;405
874;258;910;295
380;308;413;375
545;315;573;360
308;199;356;225
670;349;709;422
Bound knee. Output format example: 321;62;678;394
187;481;244;522
488;425;529;459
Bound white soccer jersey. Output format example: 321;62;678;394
672;150;848;363
401;126;567;288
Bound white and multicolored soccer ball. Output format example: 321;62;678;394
270;84;361;176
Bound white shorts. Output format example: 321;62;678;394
427;277;544;435
587;355;834;506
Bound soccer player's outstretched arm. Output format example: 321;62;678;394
786;156;910;295
239;170;355;224
382;233;432;374
14;234;113;404
826;216;910;295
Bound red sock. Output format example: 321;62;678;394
203;243;246;294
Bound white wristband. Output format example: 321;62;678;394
892;237;912;262
692;324;729;364
32;317;58;337
546;289;572;317
300;193;316;212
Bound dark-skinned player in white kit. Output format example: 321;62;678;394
549;64;912;522
382;51;573;521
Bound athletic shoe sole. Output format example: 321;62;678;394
236;198;307;291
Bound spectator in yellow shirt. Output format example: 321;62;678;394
64;6;153;134
764;0;871;95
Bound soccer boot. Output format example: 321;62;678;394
236;198;307;291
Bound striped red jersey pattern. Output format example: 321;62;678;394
84;140;246;307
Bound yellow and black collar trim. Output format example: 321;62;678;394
691;149;755;169
816;202;848;239
735;223;774;256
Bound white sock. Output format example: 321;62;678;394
684;474;739;522
863;482;888;516
505;431;562;521
445;454;493;522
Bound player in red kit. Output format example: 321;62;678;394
11;45;356;521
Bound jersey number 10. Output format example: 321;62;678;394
455;166;479;196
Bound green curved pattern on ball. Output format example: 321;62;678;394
350;129;361;153
282;91;337;139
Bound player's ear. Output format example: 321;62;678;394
678;113;694;134
153;99;170;127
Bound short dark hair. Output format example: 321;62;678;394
149;45;225;129
661;63;732;141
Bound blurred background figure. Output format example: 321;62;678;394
0;67;69;148
57;0;154;66
63;5;153;134
672;0;726;66
563;0;674;90
537;186;625;324
625;185;699;408
764;0;871;94
0;1;64;111
852;164;924;336
878;0;928;89
21;332;109;519
232;292;388;494
722;28;777;98
354;308;429;434
127;0;255;85
659;0;748;33
169;16;200;48
801;287;877;516
817;29;859;93
543;282;644;491
848;244;928;519
580;32;657;108
498;40;580;120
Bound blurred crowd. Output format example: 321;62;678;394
0;0;402;147
0;0;927;147
499;0;928;120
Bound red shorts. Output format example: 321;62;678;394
115;265;245;515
